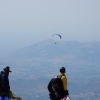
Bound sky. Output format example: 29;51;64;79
0;0;100;52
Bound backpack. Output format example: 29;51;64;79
48;75;64;99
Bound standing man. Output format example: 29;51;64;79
0;66;12;98
48;67;69;100
58;67;69;100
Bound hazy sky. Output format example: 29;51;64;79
0;0;100;52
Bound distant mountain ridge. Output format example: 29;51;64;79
8;39;100;65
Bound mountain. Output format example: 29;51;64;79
7;39;100;65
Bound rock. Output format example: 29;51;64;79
11;94;22;100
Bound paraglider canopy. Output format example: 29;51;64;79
3;97;10;100
0;97;3;100
52;34;62;39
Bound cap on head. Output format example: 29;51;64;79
4;66;12;72
60;67;66;73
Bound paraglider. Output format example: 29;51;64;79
51;34;62;44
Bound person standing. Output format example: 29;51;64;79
0;66;12;98
48;67;69;100
58;67;69;100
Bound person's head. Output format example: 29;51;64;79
60;67;66;73
3;66;12;74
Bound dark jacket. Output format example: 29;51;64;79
1;72;10;92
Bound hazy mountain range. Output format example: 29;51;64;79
7;39;100;65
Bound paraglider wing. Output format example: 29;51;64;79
52;34;62;39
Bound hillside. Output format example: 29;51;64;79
6;39;100;65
